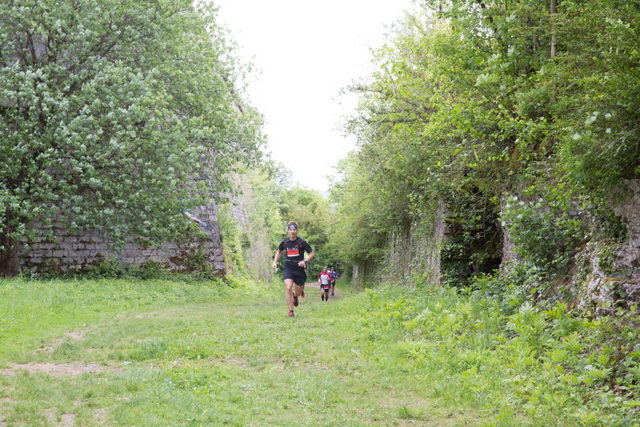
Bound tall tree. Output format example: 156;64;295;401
0;0;263;275
331;0;640;286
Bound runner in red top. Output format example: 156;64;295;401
318;267;331;301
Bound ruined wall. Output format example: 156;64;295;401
381;202;445;286
18;199;226;275
577;179;640;312
611;179;640;250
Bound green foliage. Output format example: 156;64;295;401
245;170;285;250
223;166;285;280
440;188;503;286
471;262;563;312
329;0;640;292
502;195;585;271
82;257;128;279
358;285;640;424
217;202;246;277
552;0;640;191
0;0;263;273
24;256;216;281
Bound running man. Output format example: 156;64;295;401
272;221;315;317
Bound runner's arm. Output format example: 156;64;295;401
298;250;315;268
272;249;282;270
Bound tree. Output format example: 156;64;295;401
332;0;640;287
0;0;263;275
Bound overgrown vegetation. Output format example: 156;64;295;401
2;0;639;422
330;0;640;293
359;285;640;425
324;3;640;418
216;167;337;279
0;0;264;275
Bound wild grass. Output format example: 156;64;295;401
1;277;637;425
357;285;640;426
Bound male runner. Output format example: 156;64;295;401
272;221;315;317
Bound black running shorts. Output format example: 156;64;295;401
283;267;307;286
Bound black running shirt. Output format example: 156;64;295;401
278;238;312;270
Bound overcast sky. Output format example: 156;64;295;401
213;0;415;193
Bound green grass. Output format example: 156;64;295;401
0;278;638;425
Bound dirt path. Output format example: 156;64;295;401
304;281;342;298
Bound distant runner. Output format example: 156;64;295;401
329;267;338;297
318;267;331;301
272;221;315;317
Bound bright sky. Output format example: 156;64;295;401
213;0;415;193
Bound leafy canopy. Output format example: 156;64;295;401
0;0;263;265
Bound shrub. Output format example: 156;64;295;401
357;285;640;424
501;196;585;271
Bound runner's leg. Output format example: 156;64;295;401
285;279;295;311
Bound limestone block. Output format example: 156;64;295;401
35;243;57;250
59;242;74;251
611;179;640;248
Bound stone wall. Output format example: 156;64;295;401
577;179;640;312
611;179;640;250
370;202;444;286
19;199;226;275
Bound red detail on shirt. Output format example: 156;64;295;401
286;248;300;257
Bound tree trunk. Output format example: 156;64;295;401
550;0;557;58
0;231;20;277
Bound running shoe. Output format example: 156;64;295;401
293;295;299;307
288;310;294;317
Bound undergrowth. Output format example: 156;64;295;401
356;285;640;425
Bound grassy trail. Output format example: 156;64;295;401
0;279;470;426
